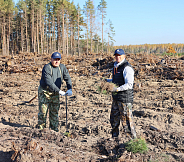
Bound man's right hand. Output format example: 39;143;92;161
111;87;118;92
59;90;65;96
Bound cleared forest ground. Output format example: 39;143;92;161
0;52;184;162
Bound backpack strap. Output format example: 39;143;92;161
49;64;61;76
59;65;61;76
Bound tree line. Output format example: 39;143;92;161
115;43;184;56
0;0;116;56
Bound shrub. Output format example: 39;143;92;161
166;45;176;54
125;137;148;154
177;52;184;56
64;131;71;137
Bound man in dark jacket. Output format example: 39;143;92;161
38;52;72;132
110;49;136;139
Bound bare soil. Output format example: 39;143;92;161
0;53;184;162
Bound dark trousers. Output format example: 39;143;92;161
110;100;136;138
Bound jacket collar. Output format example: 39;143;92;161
114;58;125;68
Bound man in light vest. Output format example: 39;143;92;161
110;49;136;139
38;52;72;132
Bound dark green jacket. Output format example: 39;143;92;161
40;62;72;92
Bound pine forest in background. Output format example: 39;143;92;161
0;0;184;56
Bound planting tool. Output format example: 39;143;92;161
64;94;70;137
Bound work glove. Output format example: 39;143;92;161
111;87;118;92
66;89;72;96
105;79;112;83
59;90;66;96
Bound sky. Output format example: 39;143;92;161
14;0;184;46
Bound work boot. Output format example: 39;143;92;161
126;132;136;140
50;127;59;132
112;131;119;138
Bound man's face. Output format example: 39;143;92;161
115;54;125;63
51;58;60;67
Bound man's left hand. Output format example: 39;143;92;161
66;89;72;96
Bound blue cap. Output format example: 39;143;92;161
114;49;125;55
51;52;61;59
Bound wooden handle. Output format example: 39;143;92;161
28;95;37;103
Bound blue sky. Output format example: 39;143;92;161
14;0;184;46
74;0;184;46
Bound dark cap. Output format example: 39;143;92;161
114;49;125;55
51;52;61;59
